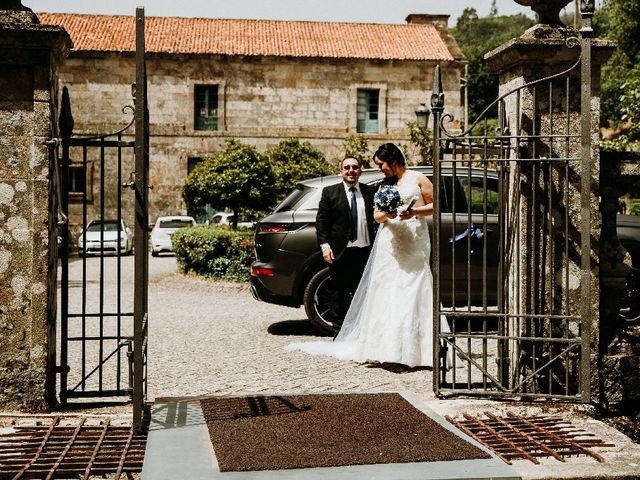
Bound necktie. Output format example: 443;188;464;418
349;187;358;242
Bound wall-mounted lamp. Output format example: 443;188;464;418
414;103;430;128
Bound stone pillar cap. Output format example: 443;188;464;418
484;25;616;73
0;0;39;26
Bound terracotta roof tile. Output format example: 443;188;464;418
37;13;455;61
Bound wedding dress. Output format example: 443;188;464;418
287;170;450;368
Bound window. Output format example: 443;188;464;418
187;157;203;174
194;85;218;131
459;176;500;215
357;89;379;133
68;161;93;202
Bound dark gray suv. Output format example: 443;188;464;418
250;167;502;334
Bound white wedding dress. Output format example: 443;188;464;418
287;170;450;368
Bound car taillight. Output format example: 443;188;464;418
257;224;289;233
251;266;274;276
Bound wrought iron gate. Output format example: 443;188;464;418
58;8;149;430
433;6;594;401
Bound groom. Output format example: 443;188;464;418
316;156;376;335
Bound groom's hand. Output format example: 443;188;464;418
322;245;334;264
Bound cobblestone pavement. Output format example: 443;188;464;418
146;258;436;401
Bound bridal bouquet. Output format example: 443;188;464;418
374;185;401;214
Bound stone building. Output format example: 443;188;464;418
37;12;465;223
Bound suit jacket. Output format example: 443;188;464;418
316;181;376;259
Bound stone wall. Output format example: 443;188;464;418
0;11;70;411
57;53;463;224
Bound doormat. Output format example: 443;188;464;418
200;393;491;472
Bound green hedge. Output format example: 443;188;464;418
171;225;255;282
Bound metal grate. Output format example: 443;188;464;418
446;412;615;464
0;416;147;479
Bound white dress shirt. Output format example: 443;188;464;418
344;182;370;248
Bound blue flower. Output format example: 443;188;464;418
374;185;401;214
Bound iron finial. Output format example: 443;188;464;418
430;64;444;111
59;86;74;140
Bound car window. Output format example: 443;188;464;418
275;185;319;212
442;176;470;214
210;215;223;224
458;176;499;214
159;219;194;228
87;221;119;232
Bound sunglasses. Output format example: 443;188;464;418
343;165;360;171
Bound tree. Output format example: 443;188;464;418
406;121;433;165
181;139;277;229
452;9;536;122
595;0;640;148
265;139;333;201
342;134;372;168
490;0;498;17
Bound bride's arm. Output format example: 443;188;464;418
405;175;434;218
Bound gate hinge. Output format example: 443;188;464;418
54;364;70;373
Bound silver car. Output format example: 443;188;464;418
150;215;197;256
207;211;255;229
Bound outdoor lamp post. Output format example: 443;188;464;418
414;103;430;128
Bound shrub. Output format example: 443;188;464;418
407;121;434;165
171;225;254;282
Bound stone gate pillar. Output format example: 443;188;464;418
484;21;615;402
0;5;70;411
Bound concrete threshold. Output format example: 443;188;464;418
142;391;520;480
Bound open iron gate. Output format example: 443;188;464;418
58;8;149;430
432;6;594;401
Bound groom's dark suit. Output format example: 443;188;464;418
316;181;377;331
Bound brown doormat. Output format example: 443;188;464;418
201;392;491;472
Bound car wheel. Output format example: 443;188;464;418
303;267;335;335
151;250;158;257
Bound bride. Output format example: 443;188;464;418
287;143;449;368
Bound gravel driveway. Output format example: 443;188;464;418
59;254;436;403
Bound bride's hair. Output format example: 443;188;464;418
373;143;406;168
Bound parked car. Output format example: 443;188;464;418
618;214;640;321
150;215;197;256
250;166;501;334
250;167;640;334
207;211;255;229
78;219;134;257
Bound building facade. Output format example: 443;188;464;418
38;12;464;224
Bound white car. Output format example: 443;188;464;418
207;212;255;229
78;219;134;257
150;215;196;256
